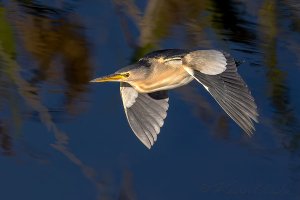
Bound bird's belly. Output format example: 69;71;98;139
132;69;193;93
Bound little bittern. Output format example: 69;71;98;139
91;49;258;149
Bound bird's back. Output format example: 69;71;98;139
141;49;189;61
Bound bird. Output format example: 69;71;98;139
90;49;258;149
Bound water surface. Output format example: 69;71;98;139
1;0;300;199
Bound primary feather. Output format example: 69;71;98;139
183;52;258;134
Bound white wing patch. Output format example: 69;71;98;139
120;85;138;108
183;50;227;75
164;59;182;66
183;65;209;91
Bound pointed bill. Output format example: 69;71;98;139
90;74;124;83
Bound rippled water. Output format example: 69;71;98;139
1;0;300;199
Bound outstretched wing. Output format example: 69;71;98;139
120;83;169;149
183;51;258;134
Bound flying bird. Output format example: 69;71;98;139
91;49;258;149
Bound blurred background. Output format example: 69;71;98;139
0;0;300;199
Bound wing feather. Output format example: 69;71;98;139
184;52;258;135
120;83;169;149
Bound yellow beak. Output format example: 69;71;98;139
90;74;124;83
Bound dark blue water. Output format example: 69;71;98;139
1;0;300;199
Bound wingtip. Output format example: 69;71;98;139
245;131;254;137
244;125;256;137
140;139;152;149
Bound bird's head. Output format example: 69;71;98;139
90;63;148;83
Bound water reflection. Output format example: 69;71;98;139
259;0;300;153
0;120;13;155
14;2;91;115
0;2;18;155
1;1;106;199
209;0;257;45
118;170;137;200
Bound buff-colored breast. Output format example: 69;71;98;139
131;61;193;93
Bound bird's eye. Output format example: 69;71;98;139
123;73;130;78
